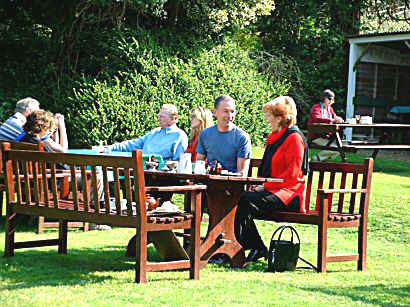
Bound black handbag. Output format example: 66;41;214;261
267;225;316;272
267;225;300;272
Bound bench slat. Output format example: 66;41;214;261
50;163;58;208
81;166;89;212
113;167;122;215
91;166;99;213
70;165;79;211
102;166;111;214
349;173;359;213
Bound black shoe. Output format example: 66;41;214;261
246;247;268;262
208;254;227;264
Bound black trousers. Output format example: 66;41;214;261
234;190;299;251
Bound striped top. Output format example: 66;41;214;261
0;112;26;141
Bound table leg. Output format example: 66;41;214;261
335;133;347;162
150;231;189;261
372;149;379;160
199;181;246;268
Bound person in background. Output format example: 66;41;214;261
196;95;251;176
19;110;68;153
307;89;344;161
109;104;188;161
235;96;308;262
185;106;213;162
0;97;40;141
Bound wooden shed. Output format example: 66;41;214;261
346;31;410;140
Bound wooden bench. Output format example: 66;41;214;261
248;158;374;272
2;145;206;283
0;140;88;232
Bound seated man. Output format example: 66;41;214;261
196;95;251;176
0;97;40;141
307;89;344;161
109;104;188;161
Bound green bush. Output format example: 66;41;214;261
67;29;290;147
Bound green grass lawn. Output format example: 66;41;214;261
0;149;409;306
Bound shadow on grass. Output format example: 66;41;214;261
300;284;410;306
0;245;168;289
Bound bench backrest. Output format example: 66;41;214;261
306;159;373;214
249;158;374;214
2;144;147;219
0;141;44;178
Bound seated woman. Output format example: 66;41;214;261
18;109;68;152
185;107;213;162
234;96;308;262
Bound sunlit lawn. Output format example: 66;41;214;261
0;148;409;306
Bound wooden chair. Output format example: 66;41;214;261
248;157;374;272
3;147;206;283
0;140;88;232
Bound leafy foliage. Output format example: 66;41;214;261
67;29;290;147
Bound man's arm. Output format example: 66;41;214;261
237;157;250;177
196;153;206;161
330;106;344;123
237;131;252;177
172;132;188;161
309;104;332;124
110;132;147;152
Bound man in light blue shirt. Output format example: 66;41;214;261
109;104;188;161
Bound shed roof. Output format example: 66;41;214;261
347;30;410;39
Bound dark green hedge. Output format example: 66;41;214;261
67;29;290;147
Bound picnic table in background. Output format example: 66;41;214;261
308;123;410;161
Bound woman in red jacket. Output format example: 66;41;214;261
235;96;309;262
185;106;213;162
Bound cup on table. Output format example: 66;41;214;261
178;153;192;174
165;160;178;172
355;114;361;124
194;160;206;175
360;116;373;125
103;145;111;154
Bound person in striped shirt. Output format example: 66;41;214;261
0;97;40;141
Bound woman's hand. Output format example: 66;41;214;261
54;113;65;126
249;185;264;192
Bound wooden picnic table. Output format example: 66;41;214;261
67;149;283;268
145;170;283;268
309;123;410;161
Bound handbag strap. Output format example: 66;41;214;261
271;225;300;244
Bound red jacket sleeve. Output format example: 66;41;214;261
308;103;332;124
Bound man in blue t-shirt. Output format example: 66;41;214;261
196;95;251;176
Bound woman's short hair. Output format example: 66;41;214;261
263;96;297;128
23;110;56;135
190;107;213;141
161;104;179;120
16;97;40;113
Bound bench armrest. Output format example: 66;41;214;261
318;188;367;194
145;185;207;192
